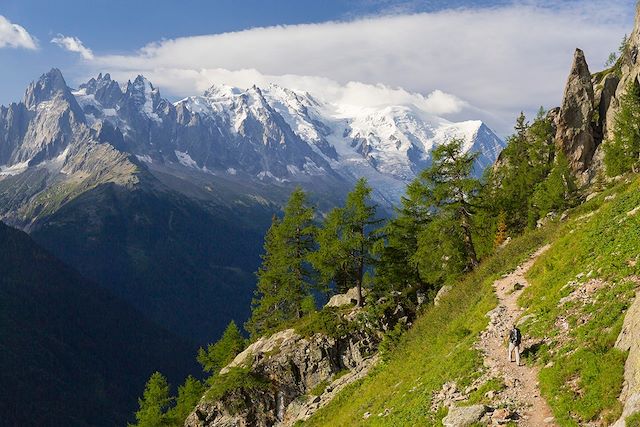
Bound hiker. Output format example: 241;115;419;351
508;324;522;366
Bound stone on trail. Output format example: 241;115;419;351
442;404;487;427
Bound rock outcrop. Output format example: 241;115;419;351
185;326;379;427
186;288;424;427
554;49;597;182
606;2;640;142
613;290;640;426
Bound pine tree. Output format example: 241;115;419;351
311;179;380;306
480;109;553;235
419;138;481;270
197;321;245;379
529;151;577;225
342;178;381;306
311;207;353;293
374;178;432;295
130;372;172;427
605;80;640;176
167;376;205;425
245;188;318;337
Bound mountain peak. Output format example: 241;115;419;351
23;68;72;109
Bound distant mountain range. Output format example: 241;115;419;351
1;69;503;207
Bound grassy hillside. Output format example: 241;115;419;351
303;225;556;426
304;175;640;426
520;175;640;425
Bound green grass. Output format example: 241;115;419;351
519;175;640;426
302;226;556;426
310;380;331;397
627;411;640;426
467;377;506;405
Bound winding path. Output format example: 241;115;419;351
477;245;557;426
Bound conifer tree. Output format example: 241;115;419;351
374;178;432;295
245;188;317;337
130;372;172;427
418;138;480;270
311;178;380;306
167;376;205;425
481;109;553;235
312;207;353;293
197;321;245;379
605;80;640;176
529;151;577;225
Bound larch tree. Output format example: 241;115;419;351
130;371;172;427
311;178;380;306
244;188;318;337
416;138;481;271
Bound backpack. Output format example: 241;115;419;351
509;328;521;345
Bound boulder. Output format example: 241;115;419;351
555;48;596;181
442;404;487;427
325;287;366;308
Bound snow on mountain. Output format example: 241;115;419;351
175;81;504;203
0;70;504;206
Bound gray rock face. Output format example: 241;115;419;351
442;404;487;427
595;72;620;140
555;49;597;179
434;285;452;307
185;328;379;427
613;290;640;427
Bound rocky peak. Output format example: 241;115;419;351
120;75;164;122
554;48;596;180
23;68;81;115
125;76;160;107
78;73;123;108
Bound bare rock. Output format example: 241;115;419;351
613;291;640;426
442;404;487;427
491;407;514;424
325;287;366;308
555;49;596;181
187;325;379;427
596;72;620;140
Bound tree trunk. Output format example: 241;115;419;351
356;229;365;307
356;258;364;307
460;208;478;270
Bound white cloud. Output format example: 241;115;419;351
51;34;94;60
0;15;37;50
88;2;632;135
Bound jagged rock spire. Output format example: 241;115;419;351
555;48;596;178
24;68;71;109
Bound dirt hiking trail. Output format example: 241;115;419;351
477;244;557;426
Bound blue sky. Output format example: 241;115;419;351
0;0;635;135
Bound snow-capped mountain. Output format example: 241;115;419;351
0;69;504;207
174;82;504;203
